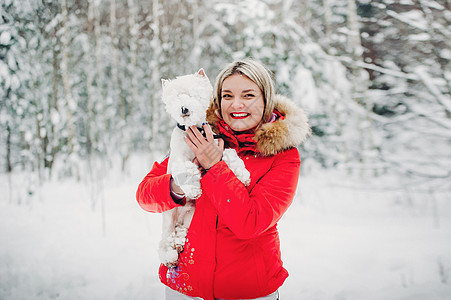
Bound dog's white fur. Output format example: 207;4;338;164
159;69;251;268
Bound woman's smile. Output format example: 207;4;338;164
230;112;251;119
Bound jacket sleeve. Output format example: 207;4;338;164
136;157;183;213
201;148;301;239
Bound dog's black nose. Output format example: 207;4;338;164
181;106;189;115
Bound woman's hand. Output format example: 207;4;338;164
185;124;224;170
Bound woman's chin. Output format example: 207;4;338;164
229;124;253;132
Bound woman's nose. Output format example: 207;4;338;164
231;97;244;109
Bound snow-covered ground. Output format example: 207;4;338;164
1;154;450;300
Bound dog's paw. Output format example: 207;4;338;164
159;246;179;268
172;177;201;199
174;225;188;253
236;168;251;186
222;149;251;186
178;161;201;198
180;180;201;199
165;260;179;269
171;164;194;187
184;160;201;177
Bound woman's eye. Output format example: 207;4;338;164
222;94;232;99
244;94;255;98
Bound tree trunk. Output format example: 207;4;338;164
127;0;138;117
6;121;13;204
347;0;378;176
48;46;59;174
323;0;351;165
61;0;74;154
150;0;162;153
93;1;107;140
110;0;122;120
323;0;333;47
6;121;12;173
86;0;96;155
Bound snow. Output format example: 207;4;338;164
280;171;451;299
408;33;431;42
440;49;451;60
0;31;11;45
292;67;319;113
414;66;451;113
0;60;9;84
1;154;162;300
1;154;450;299
387;10;428;31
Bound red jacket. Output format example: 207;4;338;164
136;95;310;299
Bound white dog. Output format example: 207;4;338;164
159;69;251;268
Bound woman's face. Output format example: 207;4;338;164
220;74;264;132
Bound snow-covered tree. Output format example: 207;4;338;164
0;0;19;173
1;0;449;198
355;0;451;189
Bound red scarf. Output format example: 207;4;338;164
216;110;284;156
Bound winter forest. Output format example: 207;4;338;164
1;0;450;299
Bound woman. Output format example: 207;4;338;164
136;59;310;300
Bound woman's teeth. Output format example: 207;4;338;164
231;113;249;117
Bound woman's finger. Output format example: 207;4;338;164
185;136;198;151
189;126;206;144
218;138;224;151
186;127;201;147
204;123;214;142
192;157;199;165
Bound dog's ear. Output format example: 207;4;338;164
161;79;169;87
197;68;206;77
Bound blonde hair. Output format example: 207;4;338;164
213;59;275;126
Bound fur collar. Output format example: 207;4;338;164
206;95;311;156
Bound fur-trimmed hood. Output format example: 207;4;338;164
206;95;311;156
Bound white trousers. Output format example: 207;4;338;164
165;287;279;300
